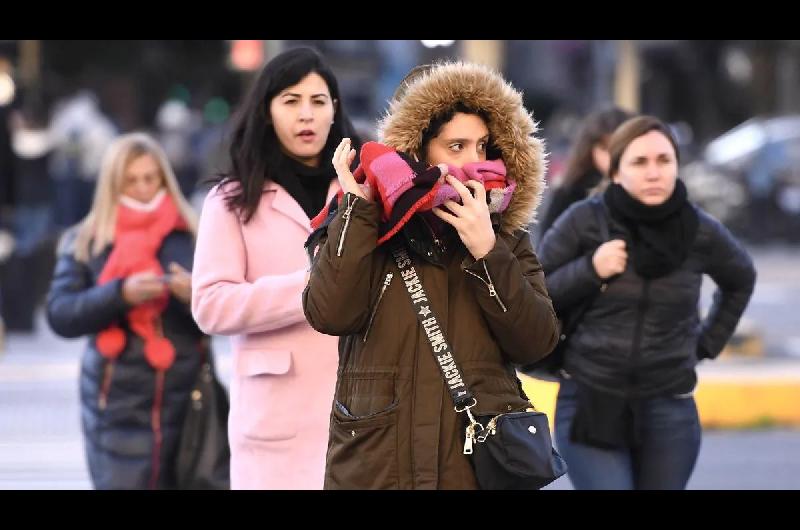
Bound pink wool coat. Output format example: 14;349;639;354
192;180;339;489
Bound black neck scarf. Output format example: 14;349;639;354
272;156;335;220
603;180;699;279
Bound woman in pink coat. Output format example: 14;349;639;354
191;47;362;489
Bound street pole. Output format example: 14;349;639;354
18;40;41;92
614;40;640;113
462;40;505;71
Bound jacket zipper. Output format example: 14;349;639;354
362;272;394;343
336;194;358;257
421;215;445;254
148;370;166;490
629;280;651;386
464;260;507;312
98;361;115;410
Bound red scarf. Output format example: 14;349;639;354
311;141;513;244
95;191;188;372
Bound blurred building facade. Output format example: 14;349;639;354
0;39;798;245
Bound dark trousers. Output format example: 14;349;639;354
554;378;701;490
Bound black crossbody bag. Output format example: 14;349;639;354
389;242;567;490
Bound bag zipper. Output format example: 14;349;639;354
362;272;394;343
464;260;507;312
336;194;359;257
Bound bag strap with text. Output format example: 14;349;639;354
389;242;475;411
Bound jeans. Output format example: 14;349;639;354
12;205;53;256
554;377;701;490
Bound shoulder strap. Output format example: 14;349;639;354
389;241;475;410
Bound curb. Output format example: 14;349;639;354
518;371;800;431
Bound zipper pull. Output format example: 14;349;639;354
463;430;474;455
383;272;394;287
487;415;499;435
482;261;507;312
336;195;358;257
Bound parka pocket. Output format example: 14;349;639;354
335;370;398;418
235;348;297;442
328;399;399;489
326;370;400;489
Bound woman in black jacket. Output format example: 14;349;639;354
537;106;633;242
46;133;212;489
538;116;756;490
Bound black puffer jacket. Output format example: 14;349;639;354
537;169;604;241
46;228;206;489
538;196;756;398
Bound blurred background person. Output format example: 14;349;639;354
46;133;211;489
537;105;634;242
155;98;202;200
191;47;362;489
0;96;56;332
538;116;756;490
47;89;116;230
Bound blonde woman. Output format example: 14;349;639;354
46;133;218;489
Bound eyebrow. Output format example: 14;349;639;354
442;134;490;143
279;92;330;99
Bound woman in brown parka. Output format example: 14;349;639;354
303;62;560;489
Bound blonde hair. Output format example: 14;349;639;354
73;132;198;263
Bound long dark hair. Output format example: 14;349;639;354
214;46;361;223
559;106;633;189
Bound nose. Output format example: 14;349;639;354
644;163;661;180
298;101;313;122
465;149;482;165
135;181;149;198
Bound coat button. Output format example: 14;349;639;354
507;404;513;411
350;430;356;437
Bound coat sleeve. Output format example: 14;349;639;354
46;239;130;339
537;202;606;313
190;187;310;336
697;213;757;360
303;193;379;336
462;231;560;365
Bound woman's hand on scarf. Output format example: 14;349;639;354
432;175;496;260
333;138;373;201
122;271;167;306
166;262;192;304
592;239;628;279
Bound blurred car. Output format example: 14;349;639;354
684;115;800;242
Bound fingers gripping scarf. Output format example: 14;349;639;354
95;191;188;372
311;141;515;244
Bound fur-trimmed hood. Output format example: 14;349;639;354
377;61;547;234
